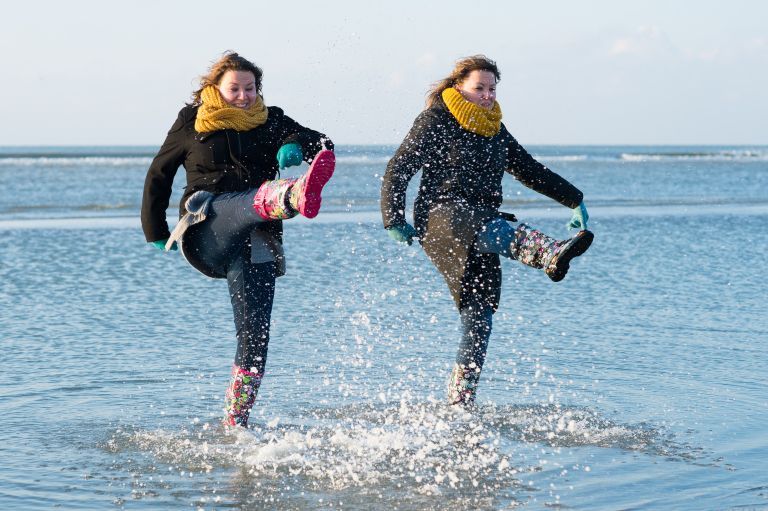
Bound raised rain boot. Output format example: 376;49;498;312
510;224;593;282
447;363;481;406
252;177;299;220
287;149;335;218
252;149;336;220
224;365;263;427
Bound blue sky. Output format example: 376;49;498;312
2;0;766;145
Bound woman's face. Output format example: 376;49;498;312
456;70;497;109
217;70;257;109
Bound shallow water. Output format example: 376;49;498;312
1;145;767;510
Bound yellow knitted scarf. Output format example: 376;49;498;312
441;87;502;137
194;85;269;133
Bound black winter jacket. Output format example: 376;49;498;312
381;99;583;311
141;104;332;244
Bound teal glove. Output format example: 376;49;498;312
386;223;417;245
567;202;589;230
276;142;303;169
150;239;177;251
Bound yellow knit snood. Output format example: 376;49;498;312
441;87;502;137
194;85;269;133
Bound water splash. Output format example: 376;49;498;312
100;399;707;509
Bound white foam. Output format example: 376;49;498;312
0;216;141;230
335;155;392;165
3;201;768;232
620;150;768;162
0;156;153;167
106;399;698;507
536;155;590;162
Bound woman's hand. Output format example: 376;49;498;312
567;202;589;230
386;223;417;245
150;239;177;251
276;143;303;169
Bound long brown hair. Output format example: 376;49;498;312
191;51;263;105
425;55;501;108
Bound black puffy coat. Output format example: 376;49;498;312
141;104;332;245
381;98;583;311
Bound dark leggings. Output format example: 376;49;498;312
227;257;276;373
184;190;276;374
454;218;516;371
457;304;494;371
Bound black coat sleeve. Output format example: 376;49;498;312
504;131;583;209
276;110;334;160
380;110;439;228
140;108;191;242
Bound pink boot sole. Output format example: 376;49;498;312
297;150;335;218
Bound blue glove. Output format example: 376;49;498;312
567;202;589;230
150;239;177;251
386;223;417;245
276;142;303;169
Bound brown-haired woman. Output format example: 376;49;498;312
381;55;593;406
141;51;335;427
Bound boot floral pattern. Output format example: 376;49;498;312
253;178;298;220
509;223;554;268
509;223;593;282
252;149;335;220
448;363;480;406
224;365;263;427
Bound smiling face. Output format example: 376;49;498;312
455;69;497;109
217;70;258;109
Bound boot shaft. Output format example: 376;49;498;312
224;365;263;427
509;224;593;282
447;363;480;406
252;178;299;220
509;223;560;269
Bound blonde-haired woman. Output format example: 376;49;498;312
141;51;335;427
381;55;592;406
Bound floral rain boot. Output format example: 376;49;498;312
509;224;594;282
447;363;481;406
224;365;263;427
252;177;298;220
252;149;336;220
287;149;335;218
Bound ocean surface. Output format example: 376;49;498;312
1;144;766;510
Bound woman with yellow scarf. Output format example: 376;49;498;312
141;52;334;427
381;55;593;406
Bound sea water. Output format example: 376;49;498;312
0;145;766;510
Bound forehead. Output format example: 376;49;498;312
219;70;256;85
463;70;497;84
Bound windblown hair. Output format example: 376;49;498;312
425;55;501;108
191;51;263;105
